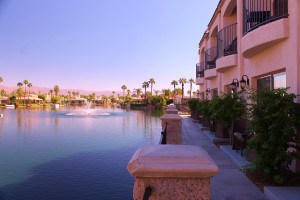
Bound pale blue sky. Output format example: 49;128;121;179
0;0;219;91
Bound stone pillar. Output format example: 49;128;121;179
160;114;182;144
165;107;178;114
128;145;219;200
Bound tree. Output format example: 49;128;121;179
112;91;115;97
27;83;32;95
49;90;53;98
0;77;3;103
149;78;155;96
142;81;150;99
135;88;142;98
188;78;195;98
121;85;127;97
54;85;60;96
127;89;131;96
178;78;187;101
17;82;23;88
23;80;28;100
171;80;178;97
154;90;160;96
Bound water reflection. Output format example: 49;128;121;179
0;107;162;199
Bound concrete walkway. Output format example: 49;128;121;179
181;116;267;200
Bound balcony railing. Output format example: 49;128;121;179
243;0;288;35
217;23;237;58
196;62;205;78
205;46;218;70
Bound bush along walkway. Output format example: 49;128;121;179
181;116;267;200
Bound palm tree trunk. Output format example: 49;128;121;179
190;83;192;98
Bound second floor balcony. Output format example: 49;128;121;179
196;62;205;78
217;23;237;58
243;0;288;35
205;46;218;70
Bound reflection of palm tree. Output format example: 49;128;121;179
121;85;127;97
179;78;187;101
188;78;195;98
149;78;155;95
171;80;178;97
142;81;149;99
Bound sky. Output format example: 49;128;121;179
0;0;219;92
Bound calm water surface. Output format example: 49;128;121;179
0;107;162;200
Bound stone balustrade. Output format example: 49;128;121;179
127;145;219;200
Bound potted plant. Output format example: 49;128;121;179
187;98;199;119
196;99;211;127
209;93;246;138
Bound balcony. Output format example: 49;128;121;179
196;62;205;85
243;0;288;35
217;23;237;58
196;62;205;78
205;46;218;70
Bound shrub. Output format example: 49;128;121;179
247;88;299;184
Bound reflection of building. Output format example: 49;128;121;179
196;0;297;100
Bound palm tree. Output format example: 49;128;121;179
149;78;155;95
17;82;23;88
178;78;187;101
16;88;23;103
127;89;131;96
136;88;142;98
142;81;149;99
27;83;32;95
0;77;3;103
171;80;178;97
23;80;28;98
54;85;60;96
188;78;195;98
112;91;115;97
154;90;159;96
121;85;127;97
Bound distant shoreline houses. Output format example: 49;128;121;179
195;0;299;171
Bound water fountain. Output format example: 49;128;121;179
64;101;122;117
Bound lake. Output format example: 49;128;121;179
0;107;163;200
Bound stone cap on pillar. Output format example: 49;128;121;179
160;114;182;121
167;104;177;109
165;107;179;114
127;145;219;178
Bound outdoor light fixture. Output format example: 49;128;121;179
206;88;210;94
230;78;239;91
240;75;250;90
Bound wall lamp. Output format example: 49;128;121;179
205;88;210;94
240;75;250;90
230;78;239;92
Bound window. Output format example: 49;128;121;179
212;88;218;97
257;72;286;91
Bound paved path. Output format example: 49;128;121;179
181;116;267;200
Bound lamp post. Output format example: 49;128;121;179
240;75;250;90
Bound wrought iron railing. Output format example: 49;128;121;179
196;62;205;78
159;123;167;144
205;46;218;70
142;187;152;200
217;23;237;58
243;0;288;35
